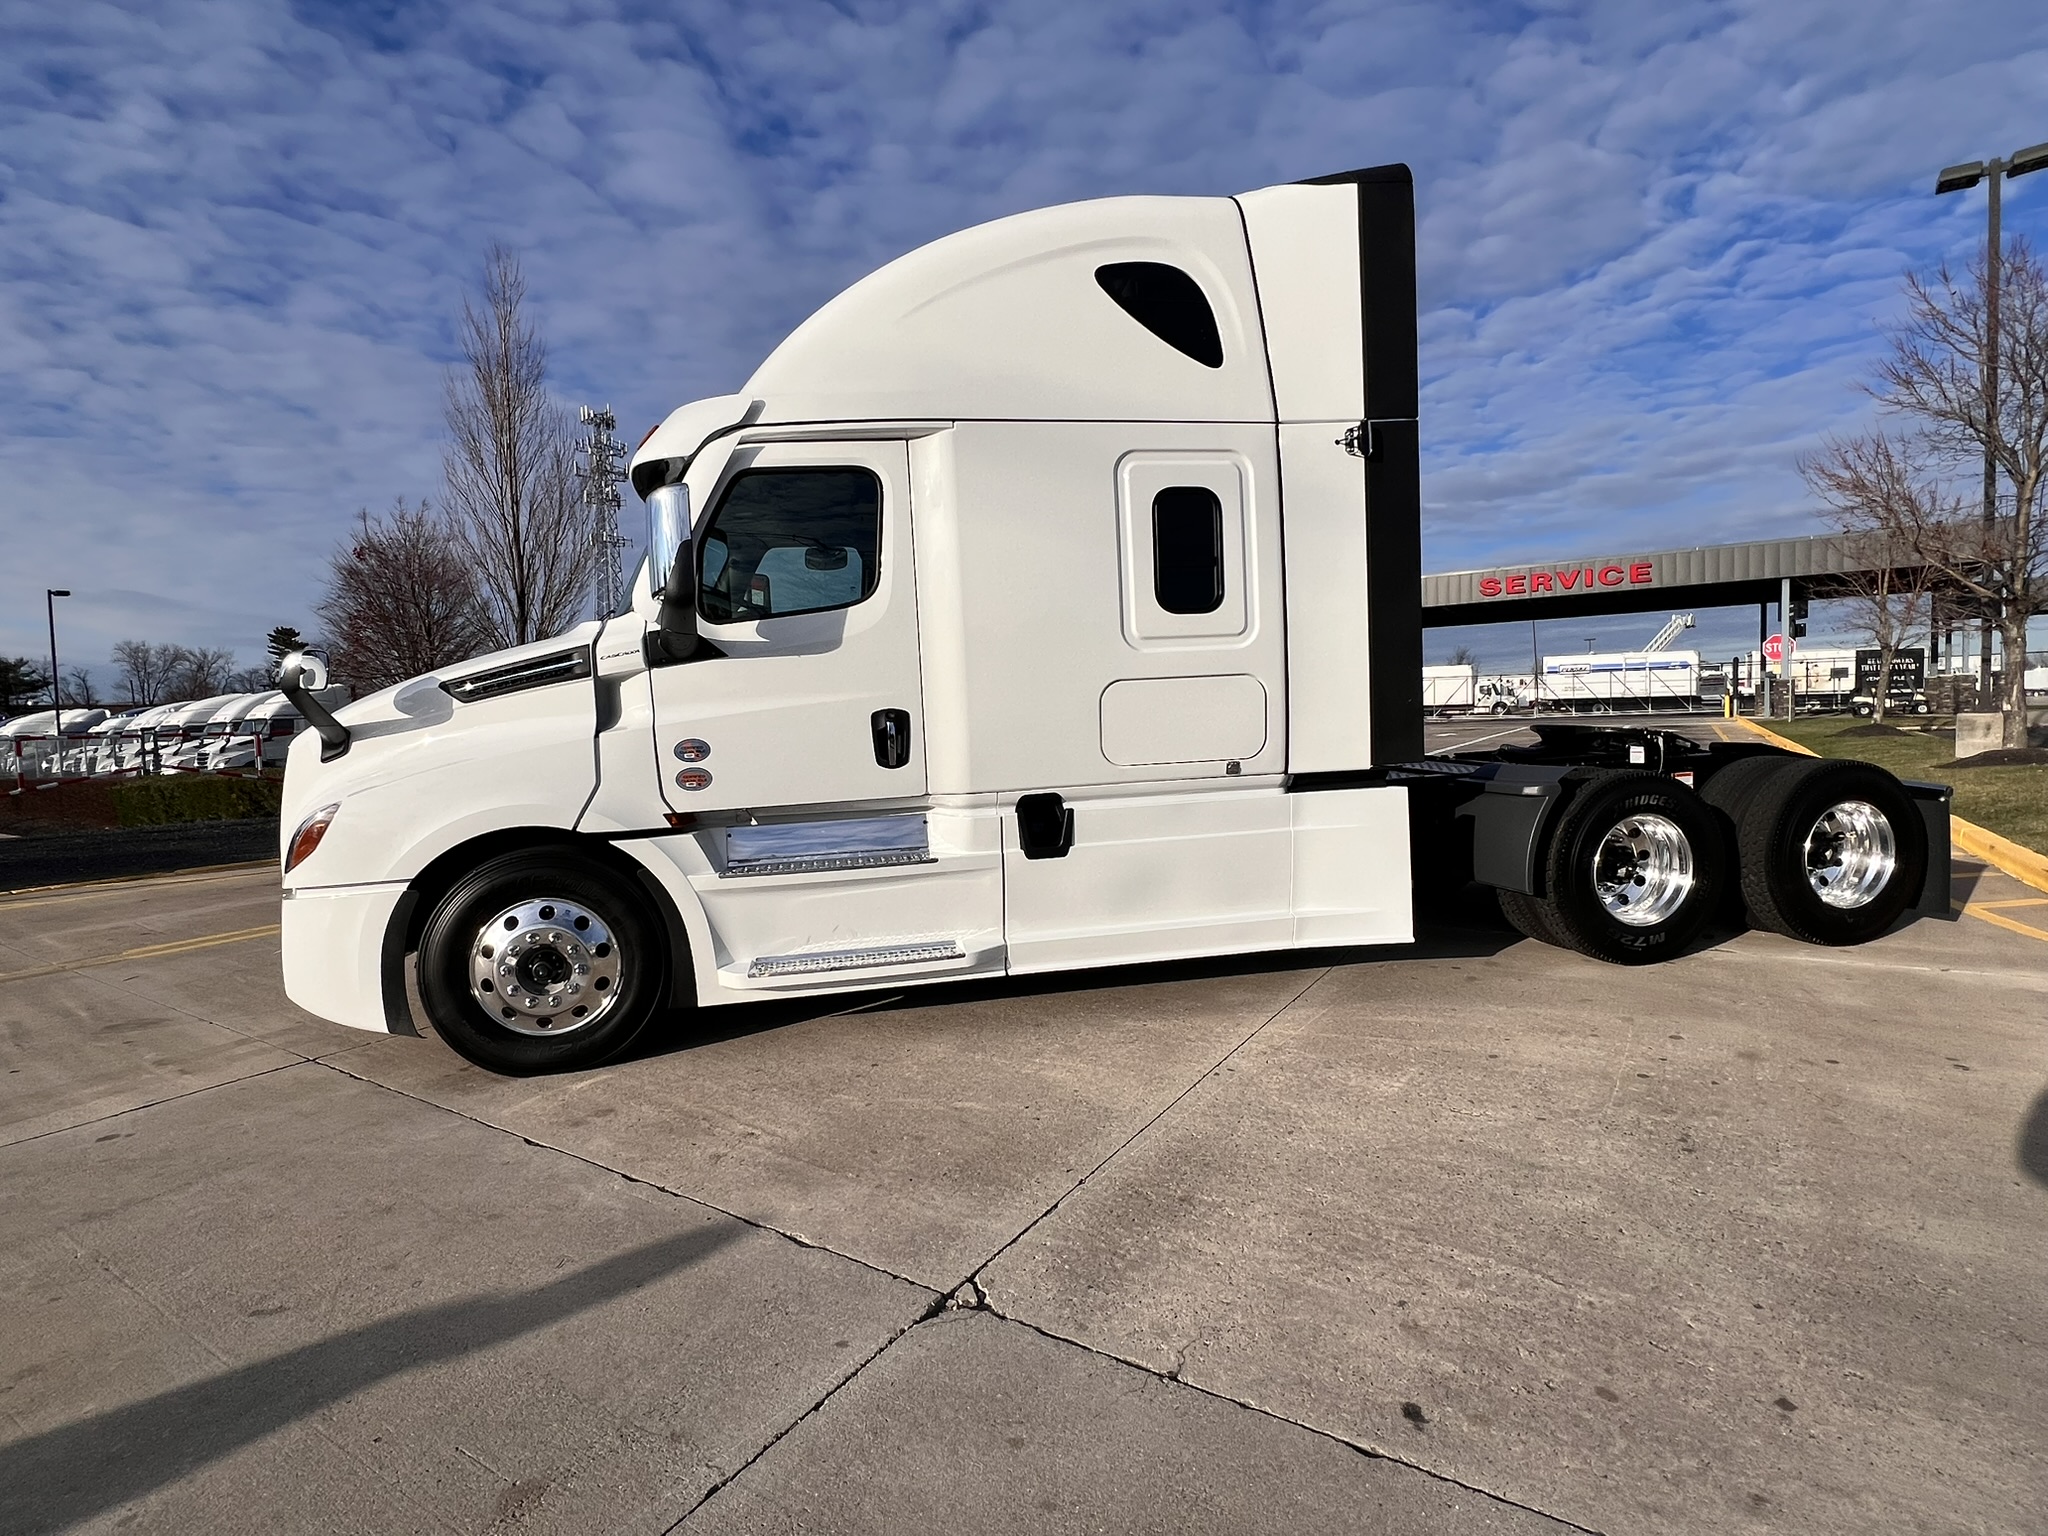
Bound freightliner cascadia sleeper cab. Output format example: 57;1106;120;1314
276;166;1951;1074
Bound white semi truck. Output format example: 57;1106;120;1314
276;166;1950;1074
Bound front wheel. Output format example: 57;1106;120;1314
1517;772;1727;965
416;850;668;1074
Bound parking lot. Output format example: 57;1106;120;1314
4;731;2046;1534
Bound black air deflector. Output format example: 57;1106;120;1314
1300;162;1423;765
440;646;593;704
1095;263;1224;368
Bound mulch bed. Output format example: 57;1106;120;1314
1937;748;2048;769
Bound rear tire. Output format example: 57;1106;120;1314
1497;887;1562;947
416;850;668;1074
1725;759;1925;945
1513;771;1727;965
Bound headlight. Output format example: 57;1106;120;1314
285;803;340;874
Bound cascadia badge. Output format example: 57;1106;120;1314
675;768;713;791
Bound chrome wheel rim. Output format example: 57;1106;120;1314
467;898;622;1036
1804;801;1896;909
1593;814;1695;927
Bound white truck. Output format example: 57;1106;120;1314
276;166;1951;1074
1540;650;1701;711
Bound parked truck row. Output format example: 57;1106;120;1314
2;690;315;786
274;164;1950;1076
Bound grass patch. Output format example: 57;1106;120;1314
1757;715;2048;857
108;774;284;827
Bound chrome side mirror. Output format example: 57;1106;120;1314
646;484;699;663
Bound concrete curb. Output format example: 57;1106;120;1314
1731;717;2048;897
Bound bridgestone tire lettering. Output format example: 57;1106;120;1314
1514;770;1726;965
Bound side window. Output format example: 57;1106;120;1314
1095;263;1224;368
1152;487;1224;614
697;468;881;624
1116;452;1249;646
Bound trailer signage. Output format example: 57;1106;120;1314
1476;562;1654;599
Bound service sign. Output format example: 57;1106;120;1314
1476;562;1655;599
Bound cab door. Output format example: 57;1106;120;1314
650;438;926;817
646;438;1000;991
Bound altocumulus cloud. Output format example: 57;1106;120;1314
2;0;2046;673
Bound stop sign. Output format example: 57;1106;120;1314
1762;633;1792;664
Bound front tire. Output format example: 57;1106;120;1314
416;850;668;1074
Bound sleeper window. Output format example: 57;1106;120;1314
697;468;881;623
1153;486;1225;614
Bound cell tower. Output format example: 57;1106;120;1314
578;405;632;617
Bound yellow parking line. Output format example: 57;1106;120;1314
1973;898;2048;911
0;861;274;906
0;924;281;984
1956;903;2048;944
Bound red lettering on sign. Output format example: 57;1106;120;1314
1531;571;1554;594
1598;565;1624;587
1479;576;1502;597
1558;567;1581;589
1506;574;1527;595
1629;562;1653;585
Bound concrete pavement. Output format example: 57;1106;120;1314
3;842;2045;1533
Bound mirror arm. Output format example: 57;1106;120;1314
647;540;702;666
277;652;351;760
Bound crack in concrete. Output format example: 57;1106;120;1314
958;966;1332;1291
959;1300;1605;1536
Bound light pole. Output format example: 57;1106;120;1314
45;588;70;742
1935;140;2048;702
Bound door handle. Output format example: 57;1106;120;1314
871;708;912;769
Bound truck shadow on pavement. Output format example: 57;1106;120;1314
2021;1089;2048;1189
0;1224;737;1535
621;914;1531;1064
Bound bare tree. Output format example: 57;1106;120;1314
1801;433;1946;722
1873;238;2048;746
226;666;273;692
112;640;179;706
442;245;596;649
317;499;487;693
59;666;100;708
163;646;236;700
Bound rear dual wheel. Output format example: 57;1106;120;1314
1702;757;1925;945
1499;771;1726;964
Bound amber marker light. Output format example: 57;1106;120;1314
285;803;341;874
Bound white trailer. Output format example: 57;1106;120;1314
1541;651;1700;711
276;166;1952;1074
1423;665;1476;712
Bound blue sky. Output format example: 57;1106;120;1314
4;0;2048;682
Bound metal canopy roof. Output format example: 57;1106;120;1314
1422;532;1934;627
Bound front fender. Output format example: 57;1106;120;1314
282;644;600;890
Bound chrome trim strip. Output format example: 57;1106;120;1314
746;940;964;979
725;848;937;878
